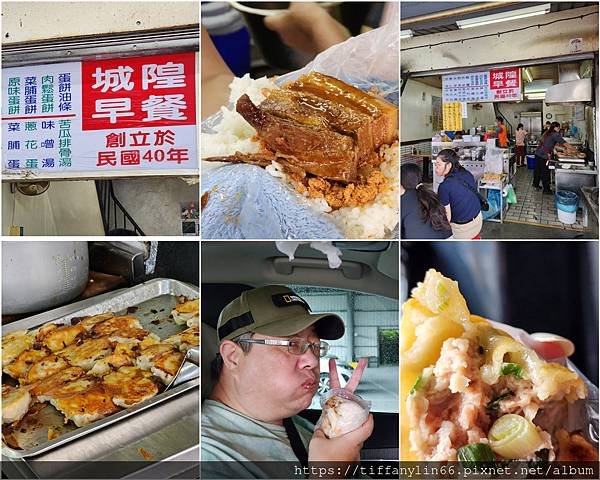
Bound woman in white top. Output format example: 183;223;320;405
515;123;528;167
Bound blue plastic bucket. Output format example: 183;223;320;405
526;155;535;170
555;190;579;213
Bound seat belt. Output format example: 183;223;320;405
283;417;309;467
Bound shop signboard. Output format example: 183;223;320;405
442;71;491;103
442;102;463;131
489;68;521;101
2;52;197;180
443;68;521;103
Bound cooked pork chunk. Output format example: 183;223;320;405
236;94;359;183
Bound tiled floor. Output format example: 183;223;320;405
503;166;586;231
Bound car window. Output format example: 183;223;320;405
290;285;399;413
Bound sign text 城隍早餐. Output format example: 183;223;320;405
2;52;197;178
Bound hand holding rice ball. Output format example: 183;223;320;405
316;358;371;437
309;358;373;462
320;389;371;438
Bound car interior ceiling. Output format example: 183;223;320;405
200;242;398;299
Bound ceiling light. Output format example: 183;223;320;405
523;67;533;83
457;4;551;29
525;93;547;100
400;30;413;39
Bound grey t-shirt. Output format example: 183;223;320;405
536;132;566;157
201;399;314;479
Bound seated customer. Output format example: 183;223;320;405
401;163;452;239
201;285;373;479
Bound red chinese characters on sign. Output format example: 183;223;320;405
489;68;521;101
81;53;196;130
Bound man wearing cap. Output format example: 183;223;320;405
201;285;373;478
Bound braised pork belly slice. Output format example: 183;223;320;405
286;72;398;147
260;89;377;167
236;94;359;183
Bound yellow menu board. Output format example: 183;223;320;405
442;102;463;131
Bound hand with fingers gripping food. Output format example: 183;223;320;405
308;358;373;470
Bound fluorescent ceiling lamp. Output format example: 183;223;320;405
526;93;546;100
456;4;551;29
400;30;413;39
523;67;533;83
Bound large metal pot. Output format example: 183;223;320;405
2;242;89;315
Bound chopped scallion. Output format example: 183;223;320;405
457;443;495;463
409;374;423;395
501;363;522;379
486;391;514;411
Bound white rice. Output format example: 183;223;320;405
201;76;399;238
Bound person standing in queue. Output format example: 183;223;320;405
515;123;528;167
401;163;452;239
494;116;509;147
534;121;566;194
435;149;483;240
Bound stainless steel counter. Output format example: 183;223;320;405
555;165;597;194
2;384;199;478
580;186;599;231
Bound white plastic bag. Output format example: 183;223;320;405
316;388;371;438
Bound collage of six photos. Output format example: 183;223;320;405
1;1;599;479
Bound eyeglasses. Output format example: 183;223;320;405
236;337;330;357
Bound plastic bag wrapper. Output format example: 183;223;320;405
316;388;371;439
490;321;599;451
484;146;505;174
201;164;343;239
201;21;398;239
275;241;343;269
482;189;505;221
503;184;517;204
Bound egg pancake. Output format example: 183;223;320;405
165;325;199;352
102;366;160;407
135;343;184;384
91;315;143;337
41;324;86;352
171;298;199;327
88;343;138;377
31;366;86;399
3;348;50;380
51;383;121;427
24;354;70;384
2;330;35;367
2;386;32;424
77;312;116;332
57;337;113;370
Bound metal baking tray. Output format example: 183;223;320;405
2;278;199;459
